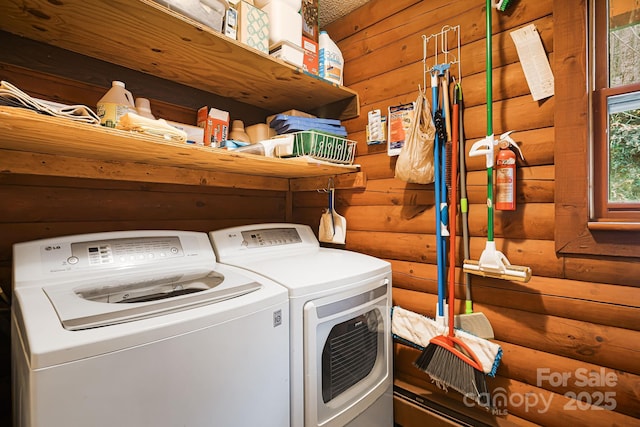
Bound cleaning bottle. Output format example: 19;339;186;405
229;120;251;143
319;30;344;85
134;98;156;120
96;81;136;128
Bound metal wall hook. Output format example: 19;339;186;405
422;24;462;87
317;177;335;193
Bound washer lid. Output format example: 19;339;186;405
43;267;261;330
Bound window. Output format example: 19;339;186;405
592;0;640;223
555;0;640;257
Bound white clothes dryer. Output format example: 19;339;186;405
12;230;290;427
210;223;393;427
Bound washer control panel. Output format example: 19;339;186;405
73;237;184;266
40;236;184;272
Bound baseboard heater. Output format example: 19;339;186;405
393;385;492;427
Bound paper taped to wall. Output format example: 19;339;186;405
510;24;554;101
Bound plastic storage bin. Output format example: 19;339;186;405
289;131;356;165
261;1;302;47
153;0;227;33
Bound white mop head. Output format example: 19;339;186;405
392;306;502;376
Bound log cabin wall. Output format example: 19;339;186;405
0;1;638;427
294;0;637;426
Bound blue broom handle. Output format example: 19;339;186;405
431;80;445;318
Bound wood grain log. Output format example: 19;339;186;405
393;286;640;375
292;177;434;208
395;343;639;424
0;183;284;223
389;260;638;331
294;202;554;240
564;257;640;287
324;0;422;42
339;0;552;87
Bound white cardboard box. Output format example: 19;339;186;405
270;41;304;67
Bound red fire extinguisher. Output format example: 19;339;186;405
495;131;525;211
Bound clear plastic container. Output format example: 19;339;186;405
254;0;301;10
153;0;227;32
261;1;302;48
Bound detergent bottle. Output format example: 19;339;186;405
319;31;344;85
96;81;136;128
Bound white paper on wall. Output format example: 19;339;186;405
510;24;555;101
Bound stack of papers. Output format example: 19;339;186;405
0;80;100;125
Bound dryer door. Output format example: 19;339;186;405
303;277;391;427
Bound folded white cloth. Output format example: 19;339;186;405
392;306;502;376
0;80;100;124
117;112;187;143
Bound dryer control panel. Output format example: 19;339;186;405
241;228;302;248
211;223;319;262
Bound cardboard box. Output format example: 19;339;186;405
301;36;318;75
270;40;304;68
223;6;238;40
167;120;206;145
197;106;229;147
301;0;318;41
237;1;269;54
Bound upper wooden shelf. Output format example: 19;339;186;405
0;107;359;191
0;0;359;120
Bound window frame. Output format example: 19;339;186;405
591;0;640;223
554;0;640;257
592;84;640;222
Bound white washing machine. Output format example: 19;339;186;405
11;230;290;427
210;223;393;427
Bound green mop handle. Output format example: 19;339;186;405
485;0;494;243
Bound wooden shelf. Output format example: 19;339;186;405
0;107;359;191
0;0;359;120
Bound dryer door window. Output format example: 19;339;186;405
321;309;381;403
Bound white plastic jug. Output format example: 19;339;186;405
97;81;136;128
319;31;344;85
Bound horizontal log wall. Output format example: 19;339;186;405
0;175;287;293
313;0;640;425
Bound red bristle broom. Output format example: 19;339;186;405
414;79;490;407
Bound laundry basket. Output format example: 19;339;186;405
289;130;357;165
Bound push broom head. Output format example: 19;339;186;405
463;241;532;282
414;335;490;407
491;0;513;12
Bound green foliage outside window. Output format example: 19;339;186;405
609;107;640;202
